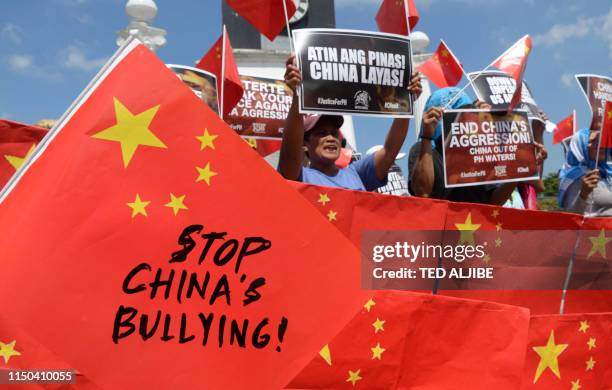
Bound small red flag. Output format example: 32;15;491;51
196;26;244;117
0;119;47;190
599;101;612;148
553;112;575;145
492;35;532;110
225;0;296;41
375;0;419;36
418;40;464;88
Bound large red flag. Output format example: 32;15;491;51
0;39;368;389
196;26;244;118
0;119;47;190
492;35;532;110
521;313;612;389
375;0;419;36
599;100;612;148
418;40;464;88
225;0;296;41
289;291;530;389
553;112;575;145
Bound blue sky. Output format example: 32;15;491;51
1;0;610;175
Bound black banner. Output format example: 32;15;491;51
575;74;612;131
293;28;413;117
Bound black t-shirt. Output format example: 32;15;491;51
408;141;495;204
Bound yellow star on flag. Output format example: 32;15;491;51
327;210;337;222
579;320;589;333
441;48;449;57
587;229;611;258
0;340;21;364
195;162;217;185
164;193;188;216
495;238;502;247
318;193;330;206
127;194;150;218
571;379;581;390
532;330;568;383
455;213;481;245
482;254;491;263
196;128;218;150
371;343;385;360
372;318;385;333
364;298;376;312
585;356;595;371
4;143;37;171
91;97;166;168
587;337;596;350
346;369;362;386
491;209;499;218
608;110;612;120
496;222;503;232
319;344;332;366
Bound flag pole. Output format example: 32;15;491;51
282;0;295;54
220;25;227;119
403;0;411;36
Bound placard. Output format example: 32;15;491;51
575;74;612;131
167;64;219;114
293;28;413;117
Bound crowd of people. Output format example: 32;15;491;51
277;56;611;217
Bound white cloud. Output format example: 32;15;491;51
534;8;612;58
7;54;33;72
61;45;107;71
75;14;93;25
560;73;574;88
1;23;23;44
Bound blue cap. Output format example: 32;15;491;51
423;87;472;141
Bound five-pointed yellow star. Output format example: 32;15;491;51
196;162;217;185
492;209;499;218
455;213;481;245
441;48;449;57
579;320;590;333
532;330;568;383
196;128;218;150
127;194;150;218
318;193;330;206
495;238;502;247
319;344;332;366
587;337;596;350
372;318;385;333
4;143;37;171
364;298;376;312
482;254;491;263
92;97;166;168
0;340;21;364
327;210;337;222
585;356;595;371
371;343;385;360
571;379;581;390
165;193;188;216
608;110;612;120
496;222;503;232
587;229;611;258
346;369;362;386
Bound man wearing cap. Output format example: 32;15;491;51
279;55;422;191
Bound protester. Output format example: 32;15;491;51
516;111;549;210
278;55;422;191
558;128;612;216
408;87;547;205
365;145;410;196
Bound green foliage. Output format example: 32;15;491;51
542;172;559;197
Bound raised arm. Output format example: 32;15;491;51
278;55;304;181
373;72;422;181
410;106;443;197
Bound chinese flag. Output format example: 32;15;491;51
289;291;530;389
375;0;419;36
196;26;244;118
0;119;47;190
553;112;575;145
0;39;368;389
521;313;612;389
599;101;612;148
225;0;296;41
418;40;464;88
492;35;532;110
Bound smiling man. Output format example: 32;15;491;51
278;55;421;191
